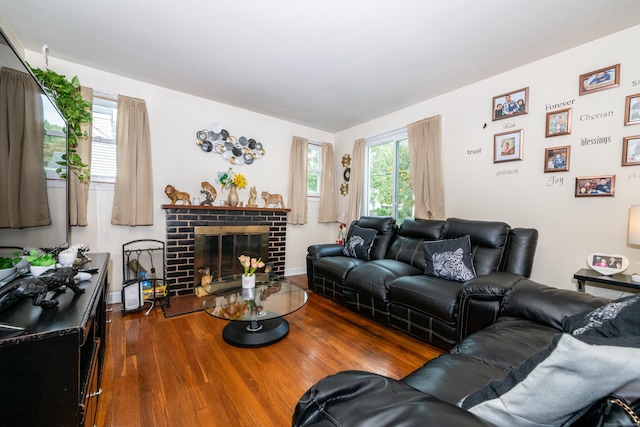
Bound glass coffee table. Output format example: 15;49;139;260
202;274;307;347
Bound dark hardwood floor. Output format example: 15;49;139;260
96;275;443;426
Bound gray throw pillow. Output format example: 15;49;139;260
423;235;476;281
342;225;377;261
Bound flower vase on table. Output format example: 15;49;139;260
242;274;256;289
218;168;247;207
227;184;239;207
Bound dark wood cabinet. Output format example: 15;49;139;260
0;253;110;427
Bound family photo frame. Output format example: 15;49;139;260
624;93;640;126
575;175;615;197
579;64;620;96
494;129;523;163
492;87;528;121
544;145;570;173
545;108;572;137
622;135;640;166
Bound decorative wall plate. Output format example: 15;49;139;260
195;123;266;165
586;253;629;276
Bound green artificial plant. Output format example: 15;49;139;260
25;249;56;267
30;67;93;181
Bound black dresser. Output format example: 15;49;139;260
0;253;110;427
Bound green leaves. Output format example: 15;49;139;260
30;66;92;181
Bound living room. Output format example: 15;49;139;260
1;1;640;426
2;4;640;304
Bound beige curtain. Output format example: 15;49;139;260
0;67;51;228
408;115;444;219
69;86;92;226
111;95;154;226
318;142;337;222
346;138;365;228
287;136;308;225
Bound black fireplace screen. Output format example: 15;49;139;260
194;225;270;284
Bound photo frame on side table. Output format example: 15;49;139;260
622;135;640;166
494;129;523;163
579;64;620;96
492;87;528;121
575;175;615;197
544;145;570;172
545;108;572;137
587;253;628;276
624;93;640;126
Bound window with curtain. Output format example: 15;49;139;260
364;128;413;224
42;94;68;180
307;142;322;196
90;94;118;183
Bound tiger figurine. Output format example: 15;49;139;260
261;191;285;208
200;181;217;206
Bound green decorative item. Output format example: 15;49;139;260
30;67;92;181
26;249;56;267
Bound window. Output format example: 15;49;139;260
307;143;322;196
42;94;68;180
91;94;117;182
365;129;413;224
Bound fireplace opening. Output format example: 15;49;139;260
194;225;270;285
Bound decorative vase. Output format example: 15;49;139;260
227;184;239;207
242;275;256;289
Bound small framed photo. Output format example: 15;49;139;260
494;129;523;163
575;175;615;197
587;253;628;276
545;108;572;137
624;93;640;126
492;87;528;121
544;145;570;173
622;135;640;166
579;64;620;96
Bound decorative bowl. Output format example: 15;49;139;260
30;265;55;278
0;266;16;281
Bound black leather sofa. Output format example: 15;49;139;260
307;216;538;350
293;280;640;426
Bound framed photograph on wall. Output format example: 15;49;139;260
575;175;615;197
579;64;620;96
624;93;640;126
545;108;572;137
622;135;640;166
494;129;523;163
544;145;570;172
492;87;528;121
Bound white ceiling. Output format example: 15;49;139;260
1;1;640;132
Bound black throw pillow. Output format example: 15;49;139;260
423;235;476;282
561;295;640;338
342;225;378;261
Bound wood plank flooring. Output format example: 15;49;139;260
96;275;443;426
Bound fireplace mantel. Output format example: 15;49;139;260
161;204;290;212
163;205;289;295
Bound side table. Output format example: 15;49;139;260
573;268;640;293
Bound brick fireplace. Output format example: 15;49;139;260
162;205;289;295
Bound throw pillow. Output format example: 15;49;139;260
459;332;640;427
423;235;476;282
342;225;378;261
561;295;640;338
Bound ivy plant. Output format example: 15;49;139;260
30;67;92;181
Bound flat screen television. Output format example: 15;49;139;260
0;26;69;254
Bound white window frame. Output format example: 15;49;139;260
364;128;410;220
90;93;118;184
307;142;322;197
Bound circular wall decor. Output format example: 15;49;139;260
343;167;351;182
195;124;266;165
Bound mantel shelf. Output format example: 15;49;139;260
161;204;291;212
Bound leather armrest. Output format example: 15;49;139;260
293;370;495;427
308;243;344;259
457;272;526;342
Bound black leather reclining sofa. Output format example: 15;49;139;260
307;216;538;350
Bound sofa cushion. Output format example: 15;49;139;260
389;275;462;323
386;219;444;270
460;332;640;427
443;218;509;276
346;259;423;300
561;294;640;338
423;235;476;282
342;225;377;260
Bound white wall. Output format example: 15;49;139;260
335;25;640;298
25;52;335;300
